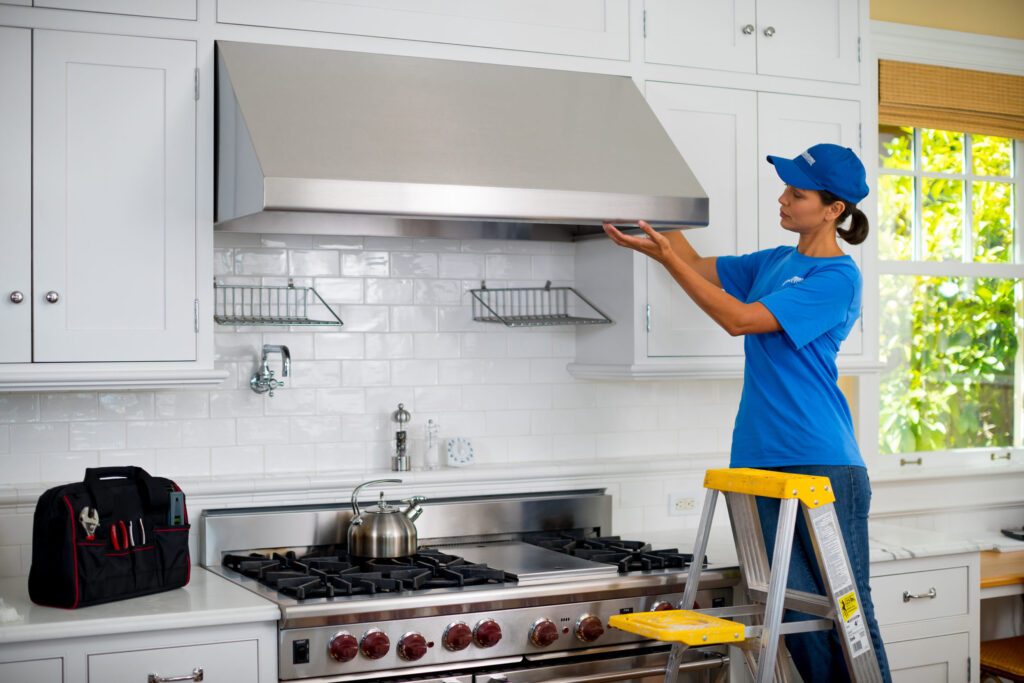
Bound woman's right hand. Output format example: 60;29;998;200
603;220;675;264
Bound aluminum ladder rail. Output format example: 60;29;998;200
609;468;884;683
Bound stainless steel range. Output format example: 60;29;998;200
200;489;740;682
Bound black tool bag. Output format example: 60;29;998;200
28;466;190;609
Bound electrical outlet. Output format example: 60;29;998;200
668;493;698;516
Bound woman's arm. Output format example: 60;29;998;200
662;230;721;287
604;221;781;337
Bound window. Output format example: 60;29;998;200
876;127;1022;455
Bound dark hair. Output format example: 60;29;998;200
818;189;869;245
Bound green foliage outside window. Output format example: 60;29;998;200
877;127;1019;454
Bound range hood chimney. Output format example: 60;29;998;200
215;41;708;241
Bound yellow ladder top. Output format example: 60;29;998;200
609;610;745;646
703;468;835;508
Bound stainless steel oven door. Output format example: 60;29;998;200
473;648;728;683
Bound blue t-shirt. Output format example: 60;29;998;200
716;246;864;468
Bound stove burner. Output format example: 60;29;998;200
525;533;709;573
222;548;517;600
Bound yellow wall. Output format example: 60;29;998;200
871;0;1024;40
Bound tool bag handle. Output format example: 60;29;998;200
83;466;170;511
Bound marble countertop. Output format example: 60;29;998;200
0;568;279;645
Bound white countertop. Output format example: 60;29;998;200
0;568;279;645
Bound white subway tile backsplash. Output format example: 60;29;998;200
365;236;413;252
413;238;460;253
460;385;509;411
341;360;390;387
343;251;390;277
0;426;7;454
365;278;414;304
413;333;460;359
261;233;314;249
98;449;157;471
485;254;532;279
70;422;126;451
211;445;264;475
391;306;437;333
0;395;40;423
209;390;264;418
266;444;316;472
389;252;438;278
263;389;318;416
236;417;292;446
485;410;531;436
155;448;211;477
507;332;553;358
11;423;68;453
414;279;462;305
235;248;288;275
315;332;365;360
437;305;478;332
126;421;182;449
312;277;364;304
41;452;99;482
438;253;485;279
40;392;96;422
314;235;363;250
0;454;39;484
412;386;461;412
390;360;438;386
483;358;532;384
182;418;236;447
336;305;389;332
154;392;210;420
290;250;339;276
340;413;390;442
507;384;552;410
365;333;414;360
315;442;366;472
284;361;343;389
316;389;366;415
460;333;507;358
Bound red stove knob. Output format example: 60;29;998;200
474;619;503;648
575;614;605;643
529;618;559;647
398;632;428;661
360;629;390;659
652;601;675;611
443;622;473;651
328;631;359;662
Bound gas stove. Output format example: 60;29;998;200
201;489;739;682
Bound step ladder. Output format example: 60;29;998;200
609;468;884;683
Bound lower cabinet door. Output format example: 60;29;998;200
0;657;62;682
885;632;969;683
88;639;257;682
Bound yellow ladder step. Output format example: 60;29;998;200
703;468;835;508
609;610;745;646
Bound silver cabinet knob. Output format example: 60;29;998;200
763;26;776;37
9;291;24;304
742;24;755;35
45;291;60;303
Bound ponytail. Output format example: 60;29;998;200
819;189;869;246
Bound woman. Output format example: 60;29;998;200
604;143;891;682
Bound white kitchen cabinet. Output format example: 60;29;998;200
871;553;980;683
572;89;863;378
89;639;258;682
217;0;629;61
0;657;62;682
644;0;860;84
32;30;197;363
33;0;196;20
0;26;31;363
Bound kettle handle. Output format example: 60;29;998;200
351;478;402;517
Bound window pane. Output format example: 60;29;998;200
879;125;913;170
921;129;964;173
972;135;1012;177
879;274;1018;454
922;178;963;260
878;174;913;260
973;181;1014;264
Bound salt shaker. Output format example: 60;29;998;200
423;419;441;470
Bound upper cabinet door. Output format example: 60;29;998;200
218;0;629;60
755;0;860;84
644;82;757;358
32;30;197;363
33;0;196;20
0;27;32;363
644;0;757;74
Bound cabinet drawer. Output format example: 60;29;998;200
0;657;62;682
871;567;968;626
89;639;257;682
886;632;969;683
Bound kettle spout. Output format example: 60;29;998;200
402;496;427;523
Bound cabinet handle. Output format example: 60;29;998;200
763;26;776;37
9;291;24;304
742;24;755;35
902;587;936;602
45;291;60;304
147;668;204;683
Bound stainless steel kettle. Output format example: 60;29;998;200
347;478;426;558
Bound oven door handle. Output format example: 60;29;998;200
479;654;729;683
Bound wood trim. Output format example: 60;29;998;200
980;549;1024;588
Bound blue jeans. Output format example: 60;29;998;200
754;465;891;683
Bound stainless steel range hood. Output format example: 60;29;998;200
215;41;708;241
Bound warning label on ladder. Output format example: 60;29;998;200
811;512;872;658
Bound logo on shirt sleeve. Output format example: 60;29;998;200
782;276;804;287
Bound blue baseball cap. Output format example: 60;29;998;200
767;143;869;204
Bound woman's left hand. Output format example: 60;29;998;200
603;220;674;264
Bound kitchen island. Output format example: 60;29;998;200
0;568;278;682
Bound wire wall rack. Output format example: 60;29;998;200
469;281;612;327
213;279;344;326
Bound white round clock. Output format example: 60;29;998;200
446;437;475;467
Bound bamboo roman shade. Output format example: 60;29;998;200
879;60;1024;139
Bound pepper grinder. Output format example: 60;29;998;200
391;403;411;471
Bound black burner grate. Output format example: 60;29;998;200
524;533;708;573
222;548;517;600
